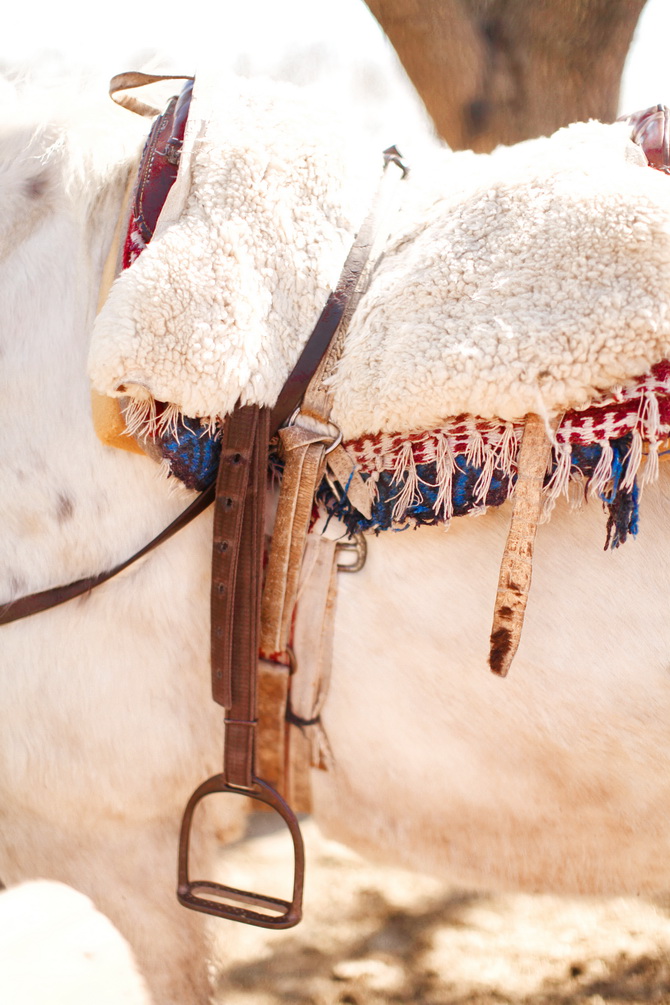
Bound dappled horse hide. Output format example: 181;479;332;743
3;73;670;1004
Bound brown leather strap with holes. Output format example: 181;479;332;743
211;405;270;788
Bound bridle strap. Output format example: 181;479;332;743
0;483;214;626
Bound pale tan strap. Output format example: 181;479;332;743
290;534;339;787
260;423;335;655
259;238;383;657
258;536;339;813
257;657;291;797
323;444;373;520
489;413;558;677
109;71;194;117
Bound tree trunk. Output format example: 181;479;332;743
364;0;648;151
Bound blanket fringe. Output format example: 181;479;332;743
433;433;455;523
122;399;185;441
338;432;665;526
589;439;615;500
542;441;571;520
489;413;555;677
122;396;157;439
319;368;670;541
643;440;660;486
391;442;422;522
111;363;670;533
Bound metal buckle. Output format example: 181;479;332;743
336;532;367;573
177;774;305;929
382;144;410;178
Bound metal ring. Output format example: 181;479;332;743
283;407;342;455
323;427;343;455
284;406;302;428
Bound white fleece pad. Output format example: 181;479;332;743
330;120;670;436
90;73;375;420
90;83;670;436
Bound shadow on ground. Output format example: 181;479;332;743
211;817;670;1005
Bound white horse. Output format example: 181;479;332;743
2;74;670;1005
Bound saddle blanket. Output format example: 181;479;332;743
152;360;670;549
89;75;670;549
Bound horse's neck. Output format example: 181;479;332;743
0;122;193;601
3;189;118;428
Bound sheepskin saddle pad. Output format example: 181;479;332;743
90;76;670;546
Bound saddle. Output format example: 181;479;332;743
5;73;670;929
85;78;670;919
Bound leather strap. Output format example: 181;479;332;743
489;412;558;677
211;407;258;709
0;483;215;626
211;405;270;789
109;71;194;118
129;80;194;248
261;423;334;656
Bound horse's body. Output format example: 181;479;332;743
2;78;670;1004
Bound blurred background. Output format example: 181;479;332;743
3;0;670;156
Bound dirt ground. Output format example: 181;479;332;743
211;816;670;1005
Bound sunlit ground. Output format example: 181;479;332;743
211;817;670;1005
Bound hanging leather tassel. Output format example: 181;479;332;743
489;412;557;677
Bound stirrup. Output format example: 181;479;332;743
177;774;305;929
